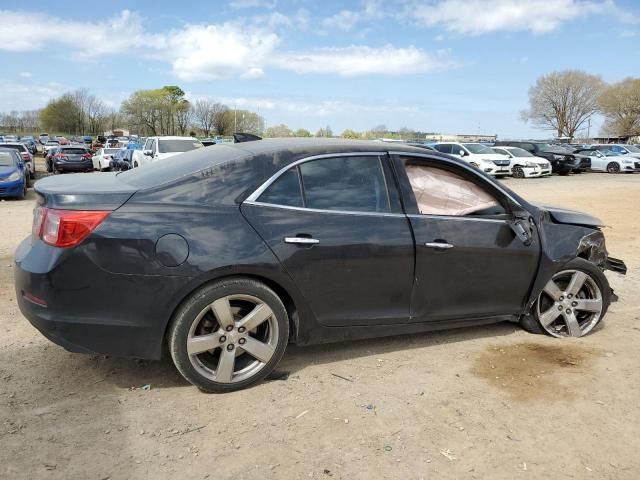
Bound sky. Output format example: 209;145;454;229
0;0;639;138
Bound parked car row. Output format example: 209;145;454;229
427;141;640;178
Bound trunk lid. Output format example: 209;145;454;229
35;172;136;210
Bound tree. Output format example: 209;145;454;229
315;125;333;137
371;124;388;136
293;128;311;137
174;99;192;135
193;99;227;136
341;128;360;139
264;123;292;137
85;96;109;135
121;86;189;135
40;94;81;134
522;70;603;139
220;109;264;135
599;78;640;137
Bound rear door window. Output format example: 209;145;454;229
258;167;303;207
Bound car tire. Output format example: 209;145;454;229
168;277;289;393
606;162;620;174
512;165;525;178
520;258;610;338
17;180;26;200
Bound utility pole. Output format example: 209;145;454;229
587;118;591;142
234;107;237;133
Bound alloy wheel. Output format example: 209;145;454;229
186;294;279;383
606;162;620;174
512;166;525;178
536;269;603;338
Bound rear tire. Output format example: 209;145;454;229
168;278;289;393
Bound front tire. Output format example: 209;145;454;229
606;162;620;174
168;278;289;393
520;258;610;337
512;165;525;178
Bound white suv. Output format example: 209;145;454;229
134;136;204;168
434;142;511;176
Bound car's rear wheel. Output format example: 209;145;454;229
521;258;610;337
512;165;525;178
606;162;620;173
168;278;289;393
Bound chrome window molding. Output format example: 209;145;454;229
243;200;407;218
406;214;507;223
244;152;386;203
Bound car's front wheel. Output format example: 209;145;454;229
521;258;610;337
606;162;620;174
512;165;525;178
168;278;289;393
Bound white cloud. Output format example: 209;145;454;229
18;71;32;78
0;8;459;81
165;23;280;81
0;10;164;58
240;67;265;80
229;0;276;8
188;93;418;117
0;80;67;111
274;45;458;76
408;0;623;35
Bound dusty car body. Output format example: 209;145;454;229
14;139;626;392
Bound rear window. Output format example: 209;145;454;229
104;149;120;155
0;152;16;166
0;144;26;152
61;148;89;154
158;139;203;153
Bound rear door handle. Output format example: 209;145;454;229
425;242;454;249
285;237;320;245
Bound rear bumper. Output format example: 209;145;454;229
14;236;189;359
53;160;93;171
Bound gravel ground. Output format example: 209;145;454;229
1;162;638;480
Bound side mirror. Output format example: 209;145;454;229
143;149;153;156
459;149;466;156
508;213;534;246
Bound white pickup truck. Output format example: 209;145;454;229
132;136;204;168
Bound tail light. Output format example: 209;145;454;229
54;153;67;160
33;206;110;248
82;153;92;159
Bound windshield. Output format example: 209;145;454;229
46;141;59;146
507;147;533;158
104;149;120;155
0;152;17;167
462;143;494;154
158;139;203;153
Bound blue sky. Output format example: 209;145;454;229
0;0;638;137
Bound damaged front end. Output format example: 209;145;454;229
525;206;627;311
577;230;627;275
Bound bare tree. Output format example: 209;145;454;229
85;96;109;135
193;99;227;136
599;77;640;137
521;70;603;139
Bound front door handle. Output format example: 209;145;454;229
285;237;320;245
425;242;454;249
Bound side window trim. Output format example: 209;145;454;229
246;152;400;216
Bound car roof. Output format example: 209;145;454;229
0;142;27;148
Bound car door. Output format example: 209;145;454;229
391;153;541;323
581;150;602;170
241;153;415;327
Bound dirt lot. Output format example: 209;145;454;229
1;164;639;479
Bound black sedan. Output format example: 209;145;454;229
14;139;626;392
49;146;93;173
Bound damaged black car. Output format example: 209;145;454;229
14;139;626;392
